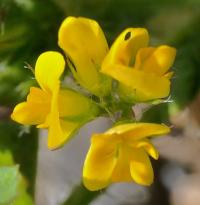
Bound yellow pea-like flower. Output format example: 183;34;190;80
11;51;99;150
83;123;170;191
101;28;176;102
58;16;112;97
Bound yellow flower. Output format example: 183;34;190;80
11;51;99;150
58;16;112;97
83;123;170;191
101;28;176;102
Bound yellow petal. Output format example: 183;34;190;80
48;89;100;149
106;123;170;141
83;134;117;191
102;64;170;101
47;83;80;149
58;89;99;120
130;149;154;186
47;84;99;149
11;87;50;125
133;139;159;160
27;87;51;103
124;123;170;141
35;51;65;92
102;28;149;70
111;144;133;182
134;47;156;69
58;16;111;96
135;45;176;75
37;114;50;128
48;119;79;150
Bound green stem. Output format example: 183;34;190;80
98;97;116;122
62;183;104;205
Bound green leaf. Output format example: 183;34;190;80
0;165;20;204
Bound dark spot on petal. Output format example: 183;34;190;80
124;31;131;41
91;58;95;64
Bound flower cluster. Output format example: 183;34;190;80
11;16;176;191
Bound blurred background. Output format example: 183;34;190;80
0;0;200;204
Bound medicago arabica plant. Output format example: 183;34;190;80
11;16;176;191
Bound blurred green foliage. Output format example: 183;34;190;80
0;150;33;204
0;0;200;204
0;121;38;203
0;165;20;204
